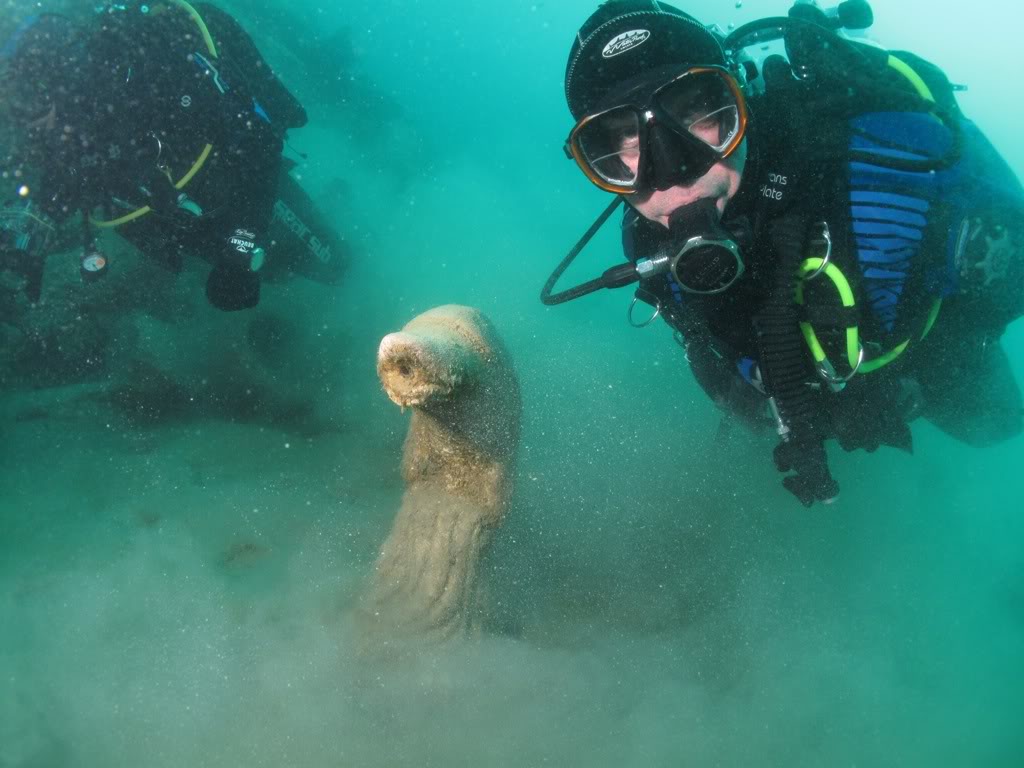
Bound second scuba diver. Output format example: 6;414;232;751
0;1;327;311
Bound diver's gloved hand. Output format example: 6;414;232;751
835;416;913;454
833;409;883;453
205;228;265;311
773;437;840;507
206;261;260;310
223;228;266;271
832;381;916;455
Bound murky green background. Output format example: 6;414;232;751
2;1;1022;765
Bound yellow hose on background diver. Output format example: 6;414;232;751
886;55;935;104
92;0;217;228
170;0;217;56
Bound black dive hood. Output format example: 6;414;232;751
540;197;744;306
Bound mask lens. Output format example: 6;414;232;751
573;107;641;188
657;72;742;153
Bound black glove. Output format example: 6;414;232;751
205;227;264;311
835;416;912;454
831;382;915;455
206;261;260;311
773;437;840;507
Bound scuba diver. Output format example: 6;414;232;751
0;1;345;310
544;0;1024;506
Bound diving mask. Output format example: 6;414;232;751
565;66;748;194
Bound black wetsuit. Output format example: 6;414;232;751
11;2;307;310
625;53;1024;456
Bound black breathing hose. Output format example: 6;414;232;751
541;196;630;305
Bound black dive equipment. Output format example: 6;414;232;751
725;0;873;57
4;1;346;306
545;0;902;310
755;215;839;506
799;0;873;30
547;0;974;506
0;197;51;300
663;198;743;293
725;0;963;170
540;198;742;305
0;198;48;255
547;0;961;310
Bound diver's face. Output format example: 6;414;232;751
625;136;747;228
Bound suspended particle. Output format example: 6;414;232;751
736;0;743;7
18;185;30;197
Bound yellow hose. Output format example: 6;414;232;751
92;1;217;228
887;54;935;104
792;58;942;380
170;0;217;56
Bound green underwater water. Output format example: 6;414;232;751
1;0;1023;765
